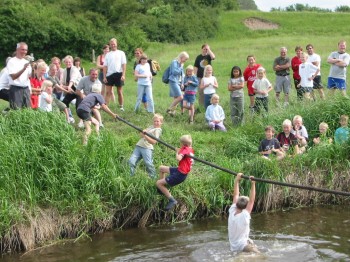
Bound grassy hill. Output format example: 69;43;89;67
1;10;350;253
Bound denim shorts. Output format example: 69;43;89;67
183;93;196;105
165;167;187;186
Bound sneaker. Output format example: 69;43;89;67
69;117;75;124
165;199;178;211
120;107;125;112
99;123;104;129
78;121;84;129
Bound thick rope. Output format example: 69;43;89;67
116;116;350;197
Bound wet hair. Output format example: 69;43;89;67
180;134;192;147
210;93;219;103
41;80;53;91
153;113;164;122
282;119;292;127
236;196;249;209
230;66;242;78
265;125;275;133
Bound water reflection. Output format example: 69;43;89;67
0;205;349;262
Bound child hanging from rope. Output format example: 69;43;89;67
228;173;259;253
156;135;194;211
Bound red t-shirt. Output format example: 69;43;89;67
243;64;261;93
291;56;302;80
178;146;194;175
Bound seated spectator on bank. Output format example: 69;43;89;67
259;125;285;160
205;94;226;132
276;119;298;155
313;122;332;145
291;115;308;154
334;115;350;145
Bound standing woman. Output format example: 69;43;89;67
96;44;109;98
134;48;148;109
243;55;261;113
74;57;86;77
166;51;189;116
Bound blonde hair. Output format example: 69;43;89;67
282;119;292;127
186;65;194;76
180;134;192;147
319;122;329;130
176;51;189;62
293;115;303;124
301;52;309;60
63;55;73;63
153;113;164;122
36;62;47;71
203;64;213;77
340;115;349;123
41;80;53;91
210;94;219;103
92;83;102;93
110;38;117;44
257;67;266;75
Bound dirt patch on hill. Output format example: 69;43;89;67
244;17;279;30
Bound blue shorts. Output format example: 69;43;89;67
328;77;346;90
165;167;187;186
183;93;196;105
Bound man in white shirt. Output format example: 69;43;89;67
228;173;259;253
306;44;325;100
6;42;32;109
103;38;127;111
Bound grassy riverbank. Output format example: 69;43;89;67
1;10;350;253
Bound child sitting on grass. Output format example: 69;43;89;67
228;173;259;253
156;135;194;211
291;115;308;154
276;119;298;154
76;84;118;145
205;94;226;132
334;115;350;145
313;122;332;145
128;114;163;178
259;125;285;160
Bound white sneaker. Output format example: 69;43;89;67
78;121;84;128
69;117;75;124
120;107;125;112
99;123;104;129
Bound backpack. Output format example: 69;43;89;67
162;66;170;84
148;59;161;76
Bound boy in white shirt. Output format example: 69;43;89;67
228;173;259;253
298;52;320;100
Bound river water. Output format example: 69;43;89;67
1;205;349;262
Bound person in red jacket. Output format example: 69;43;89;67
291;46;303;100
243;55;261;112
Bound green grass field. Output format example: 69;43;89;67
1;10;350;253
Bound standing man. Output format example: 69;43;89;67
6;42;32;109
194;44;215;107
306;44;325;100
103;38;127;111
273;47;291;107
76;68;103;127
327;40;350;96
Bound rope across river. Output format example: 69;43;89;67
116;116;350;197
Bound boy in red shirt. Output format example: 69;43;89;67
156;135;194;211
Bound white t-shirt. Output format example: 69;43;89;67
253;78;271;98
0;68;10;90
307;53;321;75
202;75;217;94
40;92;52;112
228;204;251;252
6;57;32;87
299;62;319;87
135;63;152;85
103;50;127;76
